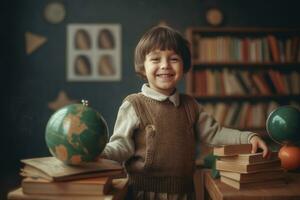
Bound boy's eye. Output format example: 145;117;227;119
170;57;180;62
150;58;160;62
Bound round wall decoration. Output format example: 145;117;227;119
44;2;66;24
205;8;224;26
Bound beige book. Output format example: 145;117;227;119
220;176;286;190
216;159;281;173
213;144;252;156
20;157;124;181
219;151;279;164
220;169;284;183
8;178;128;200
22;176;112;195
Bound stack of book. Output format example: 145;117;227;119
214;144;286;190
7;157;128;200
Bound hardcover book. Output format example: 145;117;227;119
220;176;286;190
216;159;281;173
20;157;125;181
213;144;252;156
8;178;128;200
220;169;284;183
22;176;112;195
218;151;279;164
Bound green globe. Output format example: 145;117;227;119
266;106;300;144
45;103;109;165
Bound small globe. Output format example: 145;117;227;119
45;103;109;165
266;106;300;144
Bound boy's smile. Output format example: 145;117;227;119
143;49;183;96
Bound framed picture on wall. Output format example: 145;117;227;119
67;24;122;81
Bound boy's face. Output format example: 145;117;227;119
143;49;183;96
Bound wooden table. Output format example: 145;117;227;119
204;171;300;200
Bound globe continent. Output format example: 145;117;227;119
266;106;300;144
45;104;108;165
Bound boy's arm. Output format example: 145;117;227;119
195;104;258;146
101;101;138;162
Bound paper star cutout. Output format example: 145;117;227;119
158;20;168;26
25;31;47;55
48;90;76;111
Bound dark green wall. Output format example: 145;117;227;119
2;0;300;198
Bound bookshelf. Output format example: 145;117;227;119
185;27;300;136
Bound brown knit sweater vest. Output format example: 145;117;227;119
124;93;198;193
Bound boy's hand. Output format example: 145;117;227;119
249;135;269;158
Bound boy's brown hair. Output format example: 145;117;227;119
134;26;191;79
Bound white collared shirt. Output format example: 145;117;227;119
102;84;256;162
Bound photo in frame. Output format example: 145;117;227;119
67;24;121;81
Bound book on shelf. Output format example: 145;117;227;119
290;71;300;94
223;103;239;127
216;159;281;173
22;176;112;195
194;71;206;96
237;102;250;128
251;73;271;95
220;175;286;190
219;169;284;183
20;157;125;181
206;70;216;96
214;103;228;125
8;178;128;200
213;144;252;156
267;35;280;62
218;151;279;164
291;36;300;61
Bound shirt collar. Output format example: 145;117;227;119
141;84;180;107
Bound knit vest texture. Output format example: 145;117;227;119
124;93;198;193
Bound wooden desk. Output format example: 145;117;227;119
204;171;300;200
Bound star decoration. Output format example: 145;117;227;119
158;20;168;26
48;90;76;111
25;31;47;55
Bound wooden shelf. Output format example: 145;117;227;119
194;94;300;102
187;27;300;33
186;27;300;133
192;62;300;70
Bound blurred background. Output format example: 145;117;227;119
1;0;300;199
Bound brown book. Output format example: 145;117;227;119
220;169;284;183
218;152;278;164
213;144;252;156
251;73;271;95
22;176;112;195
267;35;281;62
20;157;125;181
194;71;206;96
8;178;128;200
220;176;286;190
216;159;281;173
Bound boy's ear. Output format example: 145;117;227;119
141;71;147;80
